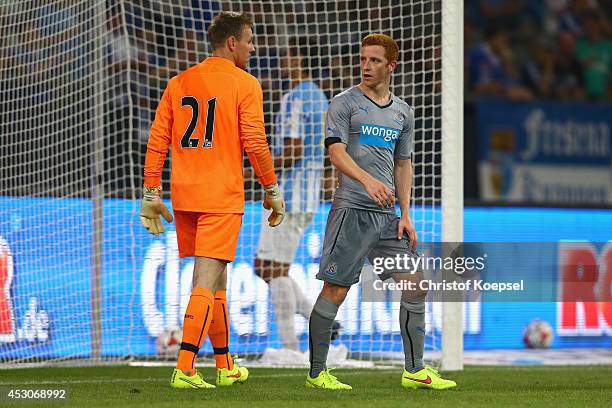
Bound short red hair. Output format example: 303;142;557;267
361;33;399;62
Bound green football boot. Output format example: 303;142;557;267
216;362;249;386
170;369;216;389
306;369;352;390
401;365;457;390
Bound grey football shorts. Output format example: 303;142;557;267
316;207;418;286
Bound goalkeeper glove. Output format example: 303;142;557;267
140;186;174;235
263;183;285;227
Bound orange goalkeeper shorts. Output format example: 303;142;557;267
174;211;243;261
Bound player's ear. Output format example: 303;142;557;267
227;35;237;52
389;60;397;72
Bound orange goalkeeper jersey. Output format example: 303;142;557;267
144;56;277;213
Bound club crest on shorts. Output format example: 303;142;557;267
325;262;338;277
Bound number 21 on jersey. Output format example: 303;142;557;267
180;96;216;149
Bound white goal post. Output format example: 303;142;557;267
441;0;464;371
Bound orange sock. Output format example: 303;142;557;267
176;287;214;373
208;290;234;370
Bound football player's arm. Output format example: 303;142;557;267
394;159;412;216
393;107;417;247
394;158;417;247
144;81;173;188
141;81;174;235
239;77;285;226
239;77;277;187
273;95;305;168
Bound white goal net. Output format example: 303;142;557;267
0;0;462;368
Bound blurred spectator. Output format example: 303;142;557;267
464;0;612;103
557;0;589;37
521;34;586;101
467;27;534;101
467;28;508;97
521;39;557;99
574;13;612;100
553;31;586;100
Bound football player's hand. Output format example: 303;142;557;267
363;176;395;208
263;183;285;227
140;186;173;235
398;215;418;250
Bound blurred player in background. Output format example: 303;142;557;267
254;37;340;355
140;11;285;389
306;34;457;390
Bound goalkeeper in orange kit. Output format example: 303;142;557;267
140;11;285;389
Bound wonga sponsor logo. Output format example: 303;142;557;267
360;124;400;149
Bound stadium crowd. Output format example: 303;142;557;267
465;0;612;102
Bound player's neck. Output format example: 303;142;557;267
358;82;391;105
211;50;237;66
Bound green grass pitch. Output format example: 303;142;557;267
0;365;610;407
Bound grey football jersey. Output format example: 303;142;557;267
325;86;415;213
